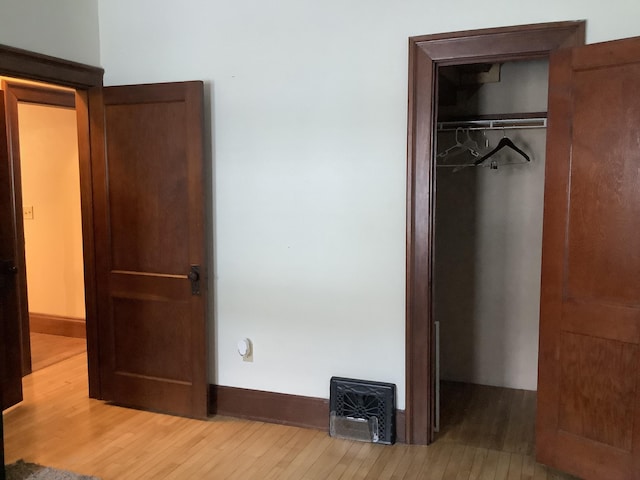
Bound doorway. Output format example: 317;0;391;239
404;21;586;445
0;45;103;403
1;77;87;375
433;59;548;452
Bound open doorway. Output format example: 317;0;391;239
432;59;548;452
404;21;586;446
0;77;86;376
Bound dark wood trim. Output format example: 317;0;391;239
29;313;86;338
405;21;586;445
211;385;329;430
0;44;102;88
1;83;31;377
1;82;75;108
1;80;78;377
210;385;406;443
0;46;103;397
75;89;100;399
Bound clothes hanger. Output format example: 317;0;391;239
437;127;481;159
472;135;530;167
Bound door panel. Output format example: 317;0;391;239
537;37;640;480
90;82;208;418
0;92;24;409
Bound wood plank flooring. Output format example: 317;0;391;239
29;332;86;372
4;355;580;479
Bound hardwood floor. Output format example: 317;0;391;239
4;357;579;479
29;332;86;372
438;382;537;455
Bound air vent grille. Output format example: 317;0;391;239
329;377;395;445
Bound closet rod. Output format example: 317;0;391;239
437;117;547;132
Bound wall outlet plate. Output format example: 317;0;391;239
23;206;34;220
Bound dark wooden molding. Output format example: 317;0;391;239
1;81;75;108
75;89;100;399
211;385;329;431
0;44;103;88
405;20;586;445
2;80;81;378
30;313;86;339
210;385;406;443
0;46;103;398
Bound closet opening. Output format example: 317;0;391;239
432;59;548;453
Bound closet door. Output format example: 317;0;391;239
537;37;640;480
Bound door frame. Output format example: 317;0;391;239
404;21;586;445
0;44;104;397
1;80;77;376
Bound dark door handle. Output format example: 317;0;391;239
0;260;18;275
188;265;201;296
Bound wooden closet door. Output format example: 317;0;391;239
537;37;640;480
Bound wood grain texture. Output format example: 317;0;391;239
29;332;86;371
537;36;640;480
566;61;640;304
90;82;208;418
30;313;86;339
4;363;579;480
406;20;585;446
0;43;103;88
558;333;636;451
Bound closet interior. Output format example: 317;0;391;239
433;59;549;454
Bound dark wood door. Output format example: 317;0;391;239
537;37;640;480
0;92;24;410
90;82;208;418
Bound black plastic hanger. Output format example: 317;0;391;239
472;137;530;166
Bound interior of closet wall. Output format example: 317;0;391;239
434;59;549;391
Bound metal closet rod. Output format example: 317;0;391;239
437;112;547;131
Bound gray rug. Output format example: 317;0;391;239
6;460;100;480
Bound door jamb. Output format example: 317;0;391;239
1;80;77;377
405;20;586;445
0;44;104;397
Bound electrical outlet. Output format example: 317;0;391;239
23;206;34;220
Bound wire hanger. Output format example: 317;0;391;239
437;127;481;160
472;134;530;167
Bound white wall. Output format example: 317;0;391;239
0;0;100;66
19;103;85;320
96;0;640;409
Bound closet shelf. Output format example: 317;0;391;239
437;112;547;131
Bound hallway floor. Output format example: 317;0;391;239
29;332;86;372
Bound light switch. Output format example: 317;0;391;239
23;206;34;220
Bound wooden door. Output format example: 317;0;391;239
537;37;640;479
0;92;24;410
90;81;208;418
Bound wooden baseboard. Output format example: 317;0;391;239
210;385;406;443
29;313;86;338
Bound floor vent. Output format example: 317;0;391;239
329;377;395;445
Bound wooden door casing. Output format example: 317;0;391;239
1;80;78;377
0;44;103;400
90;82;208;418
536;37;640;480
405;21;586;445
